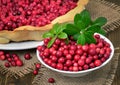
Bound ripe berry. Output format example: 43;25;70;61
65;60;72;67
58;57;65;63
94;60;102;67
82;45;89;52
24;53;31;60
35;63;41;69
5;62;10;68
66;54;72;60
48;78;55;83
73;66;79;71
0;55;6;60
78;59;85;66
33;70;38;75
83;64;89;70
74;55;80;61
56;63;63;70
16;60;23;66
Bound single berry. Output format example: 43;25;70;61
48;78;55;83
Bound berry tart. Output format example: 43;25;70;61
0;0;89;44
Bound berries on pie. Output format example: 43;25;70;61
0;0;89;44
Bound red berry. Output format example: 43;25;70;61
55;39;61;45
0;51;4;56
85;58;92;64
48;78;55;83
37;46;43;51
11;61;16;66
56;63;63;70
94;60;102;67
35;63;41;69
69;50;75;55
0;55;6;60
74;55;80;61
73;66;79;71
76;49;83;55
16;60;23;67
89;49;96;56
78;59;85;66
24;53;31;60
63;50;69;56
66;54;72;60
7;58;12;62
82;45;89;52
33;70;38;75
94;34;100;39
56;51;62;57
83;64;89;70
89;63;95;68
51;56;57;62
51;63;56;68
58;57;65;63
65;60;72;67
4;62;10;68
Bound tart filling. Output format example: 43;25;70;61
0;0;89;44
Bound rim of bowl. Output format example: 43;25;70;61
36;33;114;74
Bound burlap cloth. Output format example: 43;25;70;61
0;0;120;85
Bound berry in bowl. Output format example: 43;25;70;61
36;10;114;77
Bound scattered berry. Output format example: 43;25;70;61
48;78;55;83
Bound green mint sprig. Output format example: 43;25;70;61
64;10;107;45
43;23;68;48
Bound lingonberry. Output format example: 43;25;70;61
0;55;6;60
78;59;85;67
74;55;80;61
16;60;23;66
4;62;10;68
94;60;102;67
56;63;63;70
58;57;65;63
65;60;72;67
66;54;72;60
73;66;79;71
33;70;38;75
24;53;31;60
35;63;41;69
48;78;55;83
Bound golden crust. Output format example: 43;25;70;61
0;0;89;44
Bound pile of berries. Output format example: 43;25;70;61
0;0;77;31
37;34;112;71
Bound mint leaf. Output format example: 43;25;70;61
84;31;96;44
56;23;67;34
74;10;91;29
76;20;86;30
64;24;79;35
47;37;56;48
93;17;107;26
58;32;68;39
73;33;80;40
87;25;101;33
43;32;54;38
97;29;106;35
50;23;59;34
77;34;85;45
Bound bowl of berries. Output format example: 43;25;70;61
36;10;114;77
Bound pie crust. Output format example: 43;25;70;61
0;0;89;44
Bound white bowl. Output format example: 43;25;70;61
36;34;114;77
